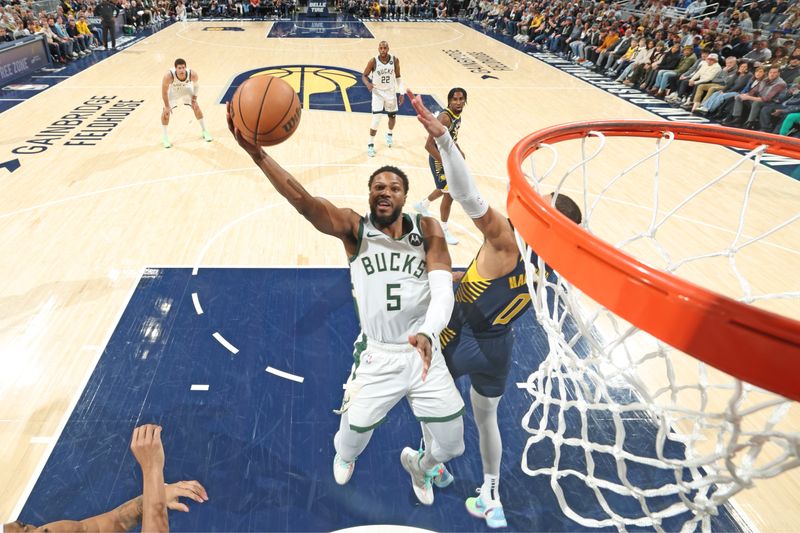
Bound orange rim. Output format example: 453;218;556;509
507;120;800;402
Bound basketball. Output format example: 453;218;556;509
230;75;302;146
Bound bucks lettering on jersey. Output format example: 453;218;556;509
350;213;429;344
169;67;193;91
372;55;396;93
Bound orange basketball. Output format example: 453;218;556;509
230;75;302;146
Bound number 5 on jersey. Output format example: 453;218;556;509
387;283;401;311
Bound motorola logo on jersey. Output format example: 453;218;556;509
220;65;441;116
408;233;422;247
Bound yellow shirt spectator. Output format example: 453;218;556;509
76;19;91;35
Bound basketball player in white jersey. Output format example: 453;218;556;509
226;103;466;506
362;41;405;157
160;58;212;149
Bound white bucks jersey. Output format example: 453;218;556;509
372;55;396;93
350;214;429;344
169;67;193;92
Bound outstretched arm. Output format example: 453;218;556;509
6;481;208;532
407;89;517;260
130;424;168;533
227;104;361;252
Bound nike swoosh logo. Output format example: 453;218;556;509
366;232;383;237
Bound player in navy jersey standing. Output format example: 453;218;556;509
407;89;582;528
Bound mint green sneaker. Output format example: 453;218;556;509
466;490;508;529
433;464;454;488
202;130;213;142
400;446;440;505
367;143;375;157
385;132;393;147
162;135;171;149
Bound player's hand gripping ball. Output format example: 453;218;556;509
230;75;302;146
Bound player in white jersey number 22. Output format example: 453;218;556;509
362;40;405;158
226;103;465;507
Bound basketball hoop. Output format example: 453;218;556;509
506;120;800;531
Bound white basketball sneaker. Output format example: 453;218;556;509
333;453;355;485
367;143;376;157
385;132;393;147
400;447;441;505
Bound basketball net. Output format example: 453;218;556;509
507;122;800;532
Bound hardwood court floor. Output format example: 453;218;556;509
1;20;798;530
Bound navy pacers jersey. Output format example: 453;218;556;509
440;250;533;347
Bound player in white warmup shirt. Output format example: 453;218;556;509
362;41;405;158
160;58;212;149
227;103;465;507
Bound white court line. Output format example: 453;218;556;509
31;75;70;78
190;384;210;391
266;366;304;383
191;292;203;315
28;436;54;444
212;331;239;354
9;266;145;524
0;98;25;101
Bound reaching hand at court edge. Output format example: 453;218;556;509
406;89;446;138
166;480;209;512
130;424;165;472
408;333;432;381
227;102;265;161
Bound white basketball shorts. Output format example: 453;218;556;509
168;86;195;108
371;88;398;114
337;333;465;432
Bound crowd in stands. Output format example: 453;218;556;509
0;0;173;61
466;0;800;137
338;0;455;19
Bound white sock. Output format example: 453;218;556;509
369;135;375;146
482;474;500;503
441;221;449;232
418;198;430;209
198;118;206;131
387;130;393;136
162;125;168;137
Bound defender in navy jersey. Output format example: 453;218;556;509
413;87;467;246
408;90;582;529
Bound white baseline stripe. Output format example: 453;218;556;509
213;331;239;354
29;436;54;444
191;292;203;315
266;366;304;383
9;266;145;523
190;384;210;391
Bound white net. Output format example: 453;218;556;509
512;126;800;532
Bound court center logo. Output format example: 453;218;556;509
220;65;439;116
